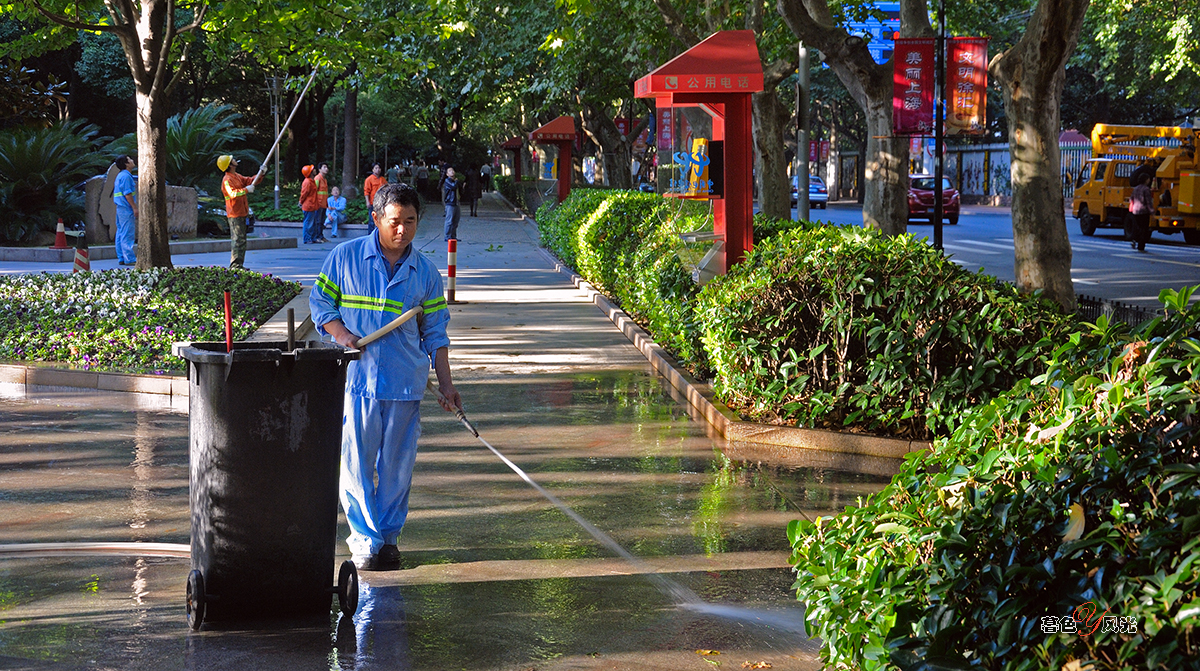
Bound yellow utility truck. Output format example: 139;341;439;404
1072;124;1200;244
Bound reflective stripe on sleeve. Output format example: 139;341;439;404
422;297;447;314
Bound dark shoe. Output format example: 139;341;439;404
316;238;328;243
377;545;401;569
352;554;379;571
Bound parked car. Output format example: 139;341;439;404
790;174;829;208
907;175;960;225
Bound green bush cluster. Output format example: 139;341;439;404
535;190;711;375
249;184;369;225
698;225;1071;439
0;267;299;373
790;288;1200;671
495;174;530;213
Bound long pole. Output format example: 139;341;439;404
257;66;321;181
272;77;281;209
796;41;810;221
933;0;946;250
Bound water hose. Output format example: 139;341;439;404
354;306;423;349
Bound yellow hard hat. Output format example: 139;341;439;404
217;155;233;172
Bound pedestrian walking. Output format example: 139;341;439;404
218;154;263;268
415;162;430;201
309;182;461;571
1129;173;1155;252
112;155;137;266
363;163;387;225
326;186;347;238
386;164;401;184
300;165;321;244
464;166;480;217
442;166;461;241
481;162;492;192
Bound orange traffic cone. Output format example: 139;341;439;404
50;218;69;249
72;232;90;273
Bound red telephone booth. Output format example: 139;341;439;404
529;116;577;204
500;137;523;182
635;30;764;274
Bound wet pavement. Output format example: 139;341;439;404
0;195;900;670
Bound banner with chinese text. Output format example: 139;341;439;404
892;38;936;135
946;37;988;135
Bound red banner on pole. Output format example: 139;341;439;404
892;38;935;136
946;37;988;136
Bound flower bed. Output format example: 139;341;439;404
0;267;301;374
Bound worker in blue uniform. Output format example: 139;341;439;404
310;182;461;571
112;155;137;265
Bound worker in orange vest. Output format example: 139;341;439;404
300;165;326;244
315;162;330;241
363;162;386;225
218;154;263;268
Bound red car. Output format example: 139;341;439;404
907;175;960;225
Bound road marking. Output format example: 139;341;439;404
944;244;1000;255
1114;254;1200;269
951;239;1013;251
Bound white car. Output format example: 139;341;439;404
791;175;829;208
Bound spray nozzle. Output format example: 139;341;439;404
426;379;478;437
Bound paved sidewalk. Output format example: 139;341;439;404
0;193;887;670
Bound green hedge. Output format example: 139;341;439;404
697;225;1071;439
790;288;1200;670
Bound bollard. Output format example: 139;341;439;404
447;238;457;303
71;231;90;273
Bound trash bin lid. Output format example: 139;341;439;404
172;340;360;365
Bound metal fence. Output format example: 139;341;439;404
1075;294;1162;327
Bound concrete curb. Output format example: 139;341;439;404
0;236;297;263
536;247;929;459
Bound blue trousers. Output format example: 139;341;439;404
115;206;136;264
340;394;421;557
443;204;460;241
302;209;321;243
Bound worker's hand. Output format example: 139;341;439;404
245;184;255;193
324;321;360;349
436;382;461;413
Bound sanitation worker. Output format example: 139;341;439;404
112;155;137;266
310;182;461;571
217;154;263;268
314;162;330;243
362;163;387;225
299;164;322;244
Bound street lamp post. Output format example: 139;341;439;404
796;41;810;222
933;0;946;250
264;76;283;210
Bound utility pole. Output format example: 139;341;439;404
264;76;283;210
796;41;810;221
933;0;946;250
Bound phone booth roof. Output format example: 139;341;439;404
529;116;576;143
635;30;764;101
500;137;523;150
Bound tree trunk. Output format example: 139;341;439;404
134;89;172;269
862;95;909;235
342;87;358;197
753;89;793;219
991;0;1090;311
579;102;633;189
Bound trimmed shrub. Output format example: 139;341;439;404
789;288;1200;671
696;224;1071;439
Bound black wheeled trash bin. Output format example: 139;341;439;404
173;340;361;630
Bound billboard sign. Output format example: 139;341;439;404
845;2;900;65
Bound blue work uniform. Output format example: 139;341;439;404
310;229;450;558
113;169;136;264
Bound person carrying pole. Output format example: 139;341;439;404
217;154;263;268
310;182;461;571
112;155;137;266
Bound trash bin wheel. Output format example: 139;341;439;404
337;560;358;616
186;569;206;630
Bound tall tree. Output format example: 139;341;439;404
775;0;933;235
9;0;208;268
989;0;1091;310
